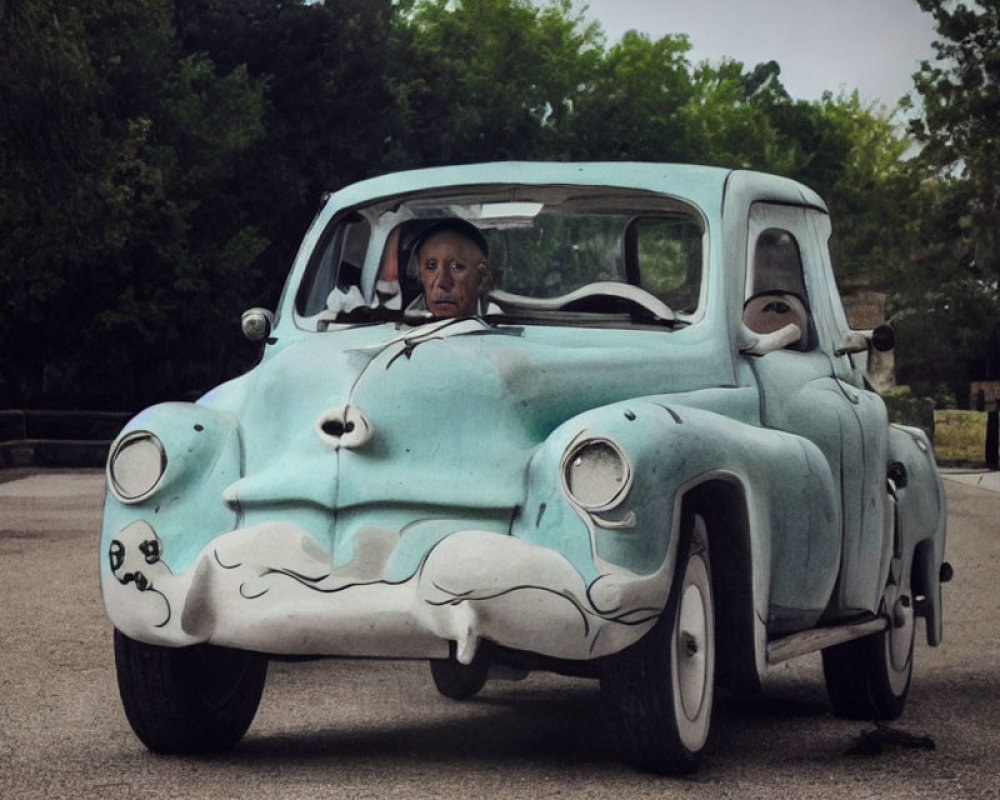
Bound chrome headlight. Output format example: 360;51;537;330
561;437;632;512
108;431;166;503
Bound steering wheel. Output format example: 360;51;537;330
555;282;676;323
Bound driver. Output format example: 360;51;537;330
411;219;492;318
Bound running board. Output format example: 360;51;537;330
766;617;888;665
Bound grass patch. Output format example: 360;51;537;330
933;410;987;466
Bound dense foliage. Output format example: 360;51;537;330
894;0;1000;403
0;0;989;408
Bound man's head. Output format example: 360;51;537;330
413;219;491;317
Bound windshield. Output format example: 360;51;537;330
294;185;705;330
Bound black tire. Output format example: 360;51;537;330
600;513;715;774
429;642;491;700
822;501;916;723
822;599;914;721
114;629;268;753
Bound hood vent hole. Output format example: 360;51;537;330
316;405;372;450
321;420;355;437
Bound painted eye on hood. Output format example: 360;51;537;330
561;437;632;511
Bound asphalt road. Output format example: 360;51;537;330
0;469;997;799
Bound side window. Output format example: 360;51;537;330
744;226;812;350
296;214;371;317
750;228;806;298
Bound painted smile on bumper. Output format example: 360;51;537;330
103;519;666;660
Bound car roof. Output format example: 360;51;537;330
323;162;826;218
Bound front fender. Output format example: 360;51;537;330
100;402;243;637
513;397;841;627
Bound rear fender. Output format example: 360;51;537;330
889;424;947;645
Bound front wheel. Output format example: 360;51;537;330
600;513;715;774
114;629;268;753
429;642;492;700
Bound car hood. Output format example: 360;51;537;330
202;318;725;545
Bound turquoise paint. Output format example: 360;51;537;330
102;403;241;574
99;162;946;667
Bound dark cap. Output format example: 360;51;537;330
412;218;489;260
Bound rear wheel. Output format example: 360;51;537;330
822;593;914;720
600;513;715;774
114;629;268;753
822;516;915;721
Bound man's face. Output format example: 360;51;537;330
417;230;487;317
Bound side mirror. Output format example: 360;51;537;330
870;323;896;352
834;323;895;356
241;308;275;343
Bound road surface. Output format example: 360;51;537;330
0;469;997;798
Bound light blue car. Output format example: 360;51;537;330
101;162;949;773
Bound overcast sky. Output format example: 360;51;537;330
572;0;939;110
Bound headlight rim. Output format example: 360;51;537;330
107;430;167;503
560;435;633;513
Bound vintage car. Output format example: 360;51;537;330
101;162;949;774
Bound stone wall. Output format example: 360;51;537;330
0;410;130;468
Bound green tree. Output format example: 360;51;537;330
89;50;269;404
561;29;695;160
0;0;949;409
897;0;1000;397
393;0;603;164
172;0;402;296
0;0;270;406
909;0;1000;278
812;93;923;292
680;59;794;171
0;0;161;404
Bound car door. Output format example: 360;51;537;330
743;202;890;620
